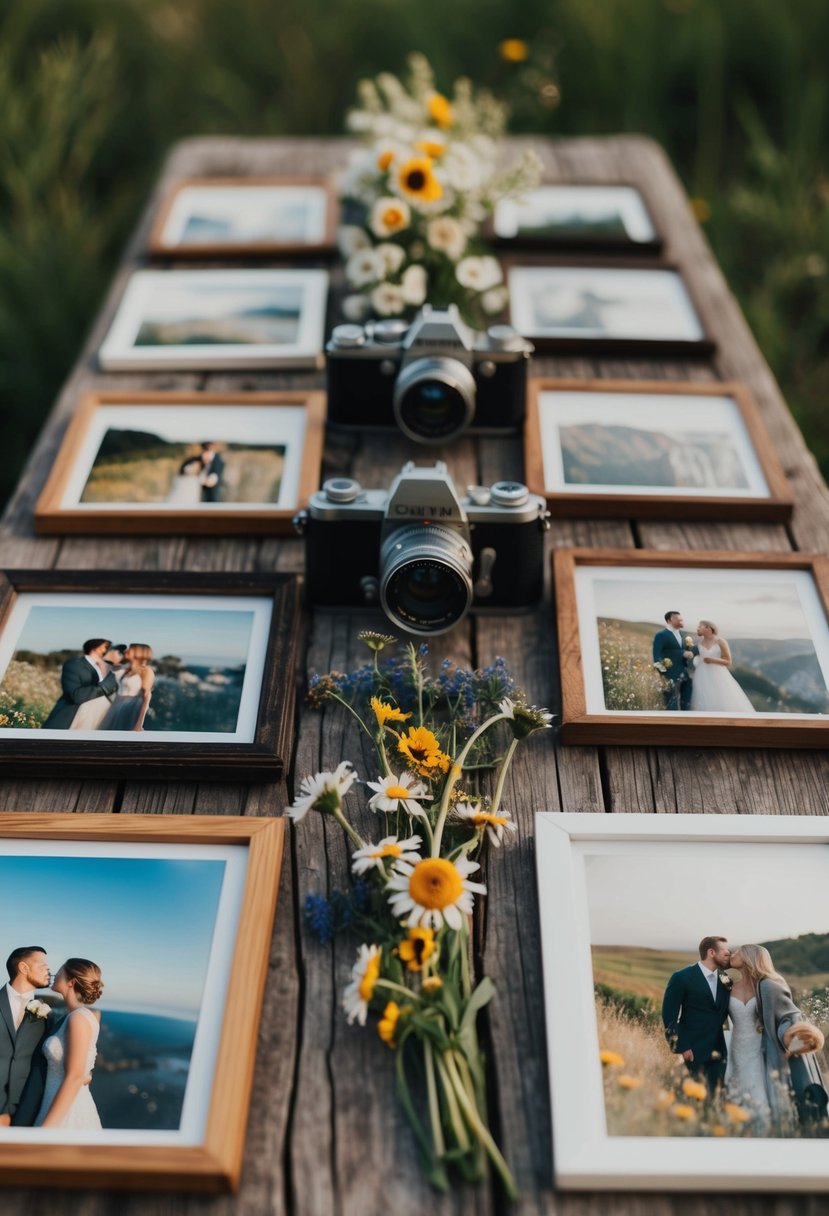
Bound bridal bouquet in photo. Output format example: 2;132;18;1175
338;54;542;330
290;633;552;1195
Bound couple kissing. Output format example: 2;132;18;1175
42;638;154;732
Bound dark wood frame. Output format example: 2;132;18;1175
525;379;793;522
0;570;300;779
504;256;716;356
147;175;338;258
35;391;326;536
0;812;284;1192
488;180;663;254
554;548;829;748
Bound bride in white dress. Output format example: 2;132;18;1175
724;947;772;1132
690;620;756;713
34;958;103;1130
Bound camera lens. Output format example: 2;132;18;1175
393;357;476;444
380;524;473;635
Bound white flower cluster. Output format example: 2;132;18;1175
338;54;541;327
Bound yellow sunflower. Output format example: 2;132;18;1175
371;696;411;728
397;926;436;972
397;725;449;776
396;156;443;205
378;1000;402;1047
427;92;454;129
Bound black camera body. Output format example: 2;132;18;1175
296;462;549;635
325;305;533;444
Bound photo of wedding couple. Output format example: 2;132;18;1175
0;595;266;738
0;849;228;1137
579;565;829;717
586;842;829;1140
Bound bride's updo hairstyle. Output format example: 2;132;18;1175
63;958;104;1005
126;644;153;666
737;944;787;990
698;620;718;635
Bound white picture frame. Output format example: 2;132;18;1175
536;812;829;1191
98;269;329;370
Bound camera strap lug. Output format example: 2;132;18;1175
292;509;308;536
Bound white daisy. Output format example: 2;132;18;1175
366;772;430;817
351;833;422;875
288;761;357;822
426;216;467;261
456;255;503;292
387;852;487;931
481;286;509;315
370;196;412;238
371;282;406;316
337;225;371;258
453;801;518;848
342;293;371;322
342;944;381;1026
345;248;383;288
375;242;407;275
401;264;427;305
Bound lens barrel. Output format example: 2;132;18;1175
379;523;473;634
392;357;476;444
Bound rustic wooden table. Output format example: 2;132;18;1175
2;135;829;1215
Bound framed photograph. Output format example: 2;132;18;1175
35;391;326;536
0;812;283;1191
536;812;829;1192
505;259;715;355
554;549;829;747
492;184;662;253
525;380;793;522
98;269;329;371
147;175;337;257
0;569;300;779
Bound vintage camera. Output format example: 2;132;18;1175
325;304;533;444
295;461;549;635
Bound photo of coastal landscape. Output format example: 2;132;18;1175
494;185;657;244
158;182;331;249
134;280;302;347
0;848;229;1132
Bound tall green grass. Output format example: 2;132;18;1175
2;0;827;506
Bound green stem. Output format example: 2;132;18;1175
459;922;472;1001
444;1050;518;1200
489;737;518;816
327;690;375;742
332;806;365;851
432;711;509;856
435;1050;472;1153
424;1039;447;1159
375;977;419;1002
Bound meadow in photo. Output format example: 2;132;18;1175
508;266;704;342
0;596;263;736
578;566;829;717
75;405;293;509
494;185;657;244
539;390;768;497
585;842;829;1140
160;183;330;248
0;848;227;1134
133;280;302;347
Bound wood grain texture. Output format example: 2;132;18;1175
2;133;829;1214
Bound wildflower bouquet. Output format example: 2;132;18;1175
291;633;552;1195
338;53;541;330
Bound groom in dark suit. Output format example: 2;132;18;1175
652;610;698;711
662;935;732;1099
41;638;120;730
0;946;53;1127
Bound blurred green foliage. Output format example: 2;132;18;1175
2;0;828;506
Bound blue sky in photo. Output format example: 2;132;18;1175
13;604;255;668
0;855;226;1018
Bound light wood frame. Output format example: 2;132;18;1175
0;812;284;1192
504;256;716;356
488;180;663;254
147;175;338;258
35;391;326;536
536;812;829;1191
525;379;793;522
554;548;829;747
0;569;300;779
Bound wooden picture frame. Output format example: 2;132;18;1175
97;268;329;371
536;812;829;1192
489;182;663;254
505;257;716;356
0;812;284;1192
0;569;300;779
146;175;338;258
554;549;829;747
35;391;326;536
525;379;793;522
